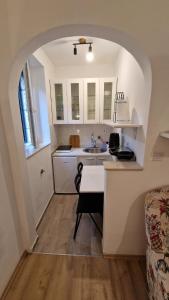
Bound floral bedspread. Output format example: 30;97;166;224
145;186;169;300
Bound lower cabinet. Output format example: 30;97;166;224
96;156;112;165
77;156;96;165
53;156;77;193
53;155;112;194
77;155;112;166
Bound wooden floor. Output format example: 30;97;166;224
34;195;102;256
2;253;148;300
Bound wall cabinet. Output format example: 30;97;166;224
53;156;77;193
67;79;84;124
100;77;117;123
52;80;68;124
84;78;100;124
52;77;117;125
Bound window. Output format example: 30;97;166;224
18;65;35;146
18;56;50;156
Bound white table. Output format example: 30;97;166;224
80;165;104;193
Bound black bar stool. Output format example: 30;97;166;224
73;172;103;239
77;162;83;175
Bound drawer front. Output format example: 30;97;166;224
77;156;97;165
96;156;112;165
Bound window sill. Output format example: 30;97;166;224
25;142;51;159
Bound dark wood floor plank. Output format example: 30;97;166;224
3;254;38;300
109;260;124;300
2;254;149;300
116;260;137;300
127;259;148;300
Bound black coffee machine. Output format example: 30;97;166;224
109;133;135;161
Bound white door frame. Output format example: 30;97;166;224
8;24;152;251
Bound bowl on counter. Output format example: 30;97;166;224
83;147;107;153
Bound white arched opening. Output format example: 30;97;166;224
8;24;152;250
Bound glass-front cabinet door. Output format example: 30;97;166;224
84;78;99;124
67;79;83;124
52;80;68;124
100;77;117;123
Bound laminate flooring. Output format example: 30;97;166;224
2;253;148;300
34;195;103;256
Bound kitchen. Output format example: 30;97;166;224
19;35;149;256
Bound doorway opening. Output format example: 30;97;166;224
9;25;152;257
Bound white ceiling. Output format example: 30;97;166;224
42;36;122;67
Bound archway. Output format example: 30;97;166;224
8;24;152;250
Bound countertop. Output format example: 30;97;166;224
80;165;104;193
104;160;143;170
52;147;143;171
52;147;111;157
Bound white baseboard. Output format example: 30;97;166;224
29;234;39;252
35;193;54;228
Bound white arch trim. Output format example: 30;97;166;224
8;24;152;249
9;24;152;103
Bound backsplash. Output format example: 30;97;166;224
54;124;120;147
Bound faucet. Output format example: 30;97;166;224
91;133;96;148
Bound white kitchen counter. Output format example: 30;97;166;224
80;165;104;193
104;160;143;170
52;147;143;171
52;147;111;157
79;161;142;193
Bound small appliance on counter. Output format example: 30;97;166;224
109;147;135;161
109;133;120;150
55;145;72;152
109;133;135;161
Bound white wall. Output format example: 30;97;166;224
1;0;169;294
26;146;53;226
0;143;21;295
25;50;54;226
33;49;58;150
103;53;169;255
54;63;116;79
114;48;148;165
56;124;117;147
28;56;50;145
103;157;169;255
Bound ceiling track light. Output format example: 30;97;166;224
73;38;93;57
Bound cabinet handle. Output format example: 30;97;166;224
64;161;70;163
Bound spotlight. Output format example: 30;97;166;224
89;43;92;52
74;46;77;55
86;44;94;62
86;52;94;62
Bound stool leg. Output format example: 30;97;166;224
89;213;102;237
73;213;82;240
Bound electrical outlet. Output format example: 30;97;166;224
77;129;80;134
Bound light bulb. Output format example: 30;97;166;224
86;51;94;62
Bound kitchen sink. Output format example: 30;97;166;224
83;147;107;153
